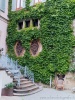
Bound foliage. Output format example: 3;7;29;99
7;0;75;84
5;83;14;89
25;0;30;10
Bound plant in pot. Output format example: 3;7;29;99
1;83;14;96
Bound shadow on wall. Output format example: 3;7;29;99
0;72;3;98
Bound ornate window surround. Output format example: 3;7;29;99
30;39;42;57
14;41;25;57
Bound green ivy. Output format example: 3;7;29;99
25;0;30;10
7;0;75;84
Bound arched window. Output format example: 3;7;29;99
30;39;42;56
14;41;25;57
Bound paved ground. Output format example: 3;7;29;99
1;88;75;100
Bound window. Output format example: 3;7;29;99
18;21;23;30
30;0;46;6
12;0;26;11
25;20;30;28
16;0;26;10
35;0;39;4
30;39;42;57
12;0;46;11
14;41;25;57
17;19;40;30
30;0;34;6
16;0;24;10
0;0;5;12
32;19;38;27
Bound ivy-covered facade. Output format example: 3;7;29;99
7;0;75;84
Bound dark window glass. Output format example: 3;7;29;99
32;19;38;27
25;20;30;28
30;39;39;55
18;22;23;30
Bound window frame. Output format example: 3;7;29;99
12;0;26;11
16;0;22;10
0;0;6;12
18;21;23;30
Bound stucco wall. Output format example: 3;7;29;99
0;70;13;89
0;19;8;54
54;72;75;90
64;72;75;89
0;71;2;97
0;0;8;55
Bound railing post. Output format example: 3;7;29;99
33;74;34;83
6;56;8;68
24;66;26;77
18;71;21;87
17;77;20;87
10;58;13;69
16;60;18;70
50;76;52;88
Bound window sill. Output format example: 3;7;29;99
16;7;23;11
17;27;39;31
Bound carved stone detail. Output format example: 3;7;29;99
30;39;39;55
14;41;25;57
30;39;42;56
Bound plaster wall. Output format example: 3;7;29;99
0;19;8;54
0;0;9;54
0;71;2;98
0;70;13;89
64;72;75;89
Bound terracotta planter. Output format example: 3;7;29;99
1;88;13;96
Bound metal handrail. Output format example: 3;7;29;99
0;54;34;87
18;65;34;83
24;66;34;83
0;54;20;86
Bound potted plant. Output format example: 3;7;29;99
1;83;14;96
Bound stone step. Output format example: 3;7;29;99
0;64;6;70
13;85;39;93
6;71;14;77
6;71;11;74
13;76;24;79
5;69;43;96
6;70;9;72
10;74;14;78
20;78;29;81
16;83;35;89
20;80;33;85
13;86;43;96
13;78;29;82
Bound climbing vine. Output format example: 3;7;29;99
7;0;75;84
25;0;30;10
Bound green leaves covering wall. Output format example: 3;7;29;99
7;0;75;84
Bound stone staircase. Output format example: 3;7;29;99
0;54;43;96
6;70;42;96
13;77;42;96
